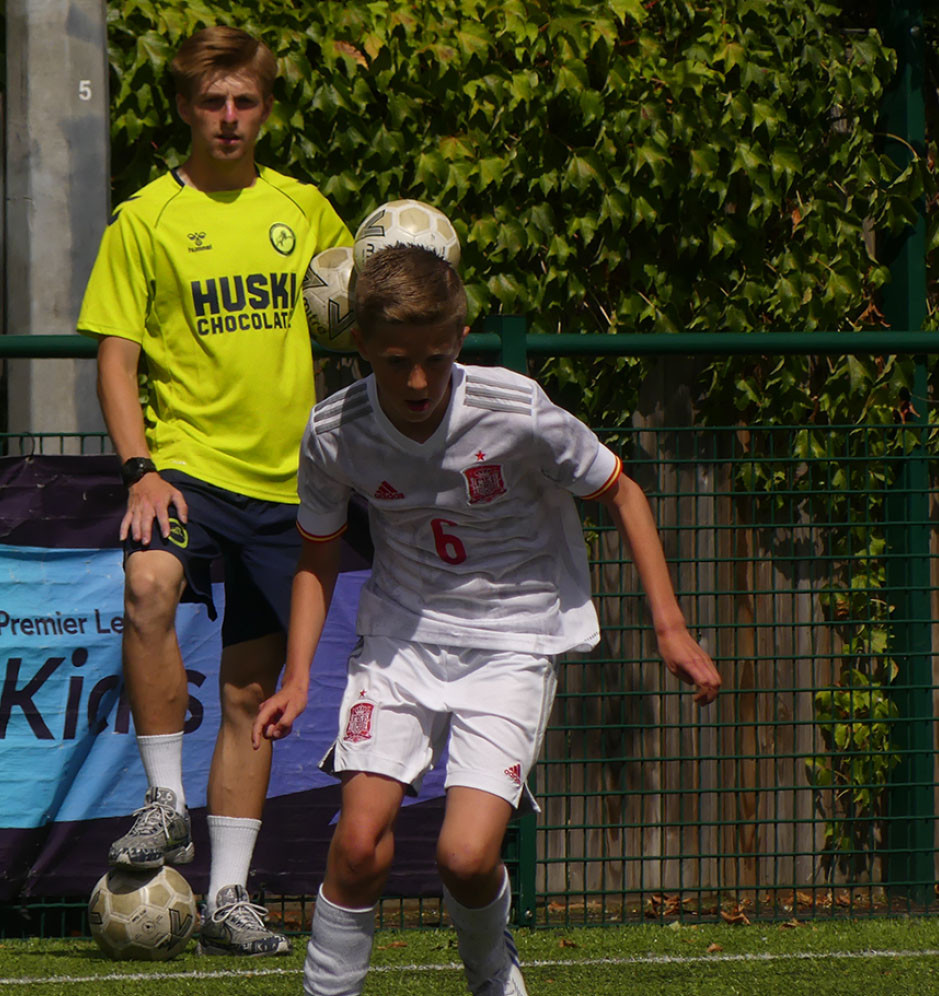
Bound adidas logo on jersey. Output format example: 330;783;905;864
374;481;405;500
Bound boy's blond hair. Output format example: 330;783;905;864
170;26;277;100
353;246;467;337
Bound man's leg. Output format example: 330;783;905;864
304;772;405;996
109;550;193;868
438;787;527;996
198;630;292;955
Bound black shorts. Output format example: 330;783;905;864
123;470;300;647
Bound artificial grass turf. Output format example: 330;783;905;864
1;919;937;995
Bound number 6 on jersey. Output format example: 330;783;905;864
431;518;466;565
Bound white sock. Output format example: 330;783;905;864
443;868;513;994
303;886;375;996
136;733;185;810
206;815;261;911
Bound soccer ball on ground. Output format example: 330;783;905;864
302;245;357;353
87;866;196;960
353;199;461;272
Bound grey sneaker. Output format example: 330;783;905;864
108;787;194;869
197;885;291;956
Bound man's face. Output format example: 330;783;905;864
354;322;468;443
177;69;272;165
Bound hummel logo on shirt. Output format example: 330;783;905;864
374;481;405;500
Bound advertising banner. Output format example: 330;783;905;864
0;456;444;900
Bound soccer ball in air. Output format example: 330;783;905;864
87;866;197;960
302;245;357;352
353;199;461;271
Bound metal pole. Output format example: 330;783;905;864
482;314;537;925
879;0;934;905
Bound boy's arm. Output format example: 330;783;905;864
596;473;721;705
252;535;342;747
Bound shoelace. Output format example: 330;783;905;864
127;801;177;836
210;897;269;931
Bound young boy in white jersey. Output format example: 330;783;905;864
253;246;721;995
78;26;351;956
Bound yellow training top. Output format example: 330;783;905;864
78;166;352;502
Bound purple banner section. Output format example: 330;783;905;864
0;456;444;901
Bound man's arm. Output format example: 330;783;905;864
97;336;188;544
252;535;342;747
596;472;721;705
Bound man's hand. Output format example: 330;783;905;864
121;473;189;545
656;626;721;705
252;683;309;749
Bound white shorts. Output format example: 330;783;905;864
319;636;558;812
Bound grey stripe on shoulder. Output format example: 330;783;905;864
464;370;534;415
313;382;371;434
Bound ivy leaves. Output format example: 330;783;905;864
107;1;934;423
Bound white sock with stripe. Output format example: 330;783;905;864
443;868;516;994
303;886;375;996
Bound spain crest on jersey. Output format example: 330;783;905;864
462;464;507;504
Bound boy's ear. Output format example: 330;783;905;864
351;325;369;361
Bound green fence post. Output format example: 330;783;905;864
482;314;536;925
879;0;934;904
484;314;529;375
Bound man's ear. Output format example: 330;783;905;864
176;92;191;125
260;94;273;124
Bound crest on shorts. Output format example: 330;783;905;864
167;517;189;549
343;700;375;743
462;464;507;505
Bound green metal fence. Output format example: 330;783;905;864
1;329;937;935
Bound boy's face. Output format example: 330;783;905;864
177;69;272;166
354;322;468;442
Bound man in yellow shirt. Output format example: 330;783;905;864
78;25;351;956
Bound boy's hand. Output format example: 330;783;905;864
252;684;309;748
656;627;721;705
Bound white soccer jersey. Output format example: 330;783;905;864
297;365;622;654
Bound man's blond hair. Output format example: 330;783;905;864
170;26;277;100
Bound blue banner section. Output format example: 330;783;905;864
0;546;381;827
0;457;446;901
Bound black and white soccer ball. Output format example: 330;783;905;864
87;866;196;960
302;245;357;352
353;199;461;271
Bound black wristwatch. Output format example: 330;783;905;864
121;457;158;488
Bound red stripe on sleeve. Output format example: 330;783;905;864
581;456;622;501
296;522;348;543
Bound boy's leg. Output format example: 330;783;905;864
199;631;291;956
109;550;193;868
438;787;527;996
438;787;513;905
305;772;406;996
